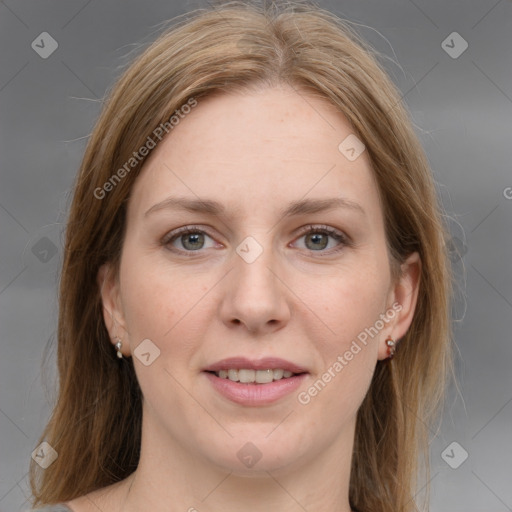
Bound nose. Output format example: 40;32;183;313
219;239;292;336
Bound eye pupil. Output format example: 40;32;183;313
182;232;204;250
306;232;328;250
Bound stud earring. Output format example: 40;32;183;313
386;337;396;360
114;338;123;359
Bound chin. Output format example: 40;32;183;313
199;430;309;476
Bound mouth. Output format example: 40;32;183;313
206;368;305;384
202;357;309;405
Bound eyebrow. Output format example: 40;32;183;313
144;196;365;218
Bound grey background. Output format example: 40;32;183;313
1;0;511;511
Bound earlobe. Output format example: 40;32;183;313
378;252;421;360
97;263;128;351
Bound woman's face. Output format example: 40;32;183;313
100;85;419;476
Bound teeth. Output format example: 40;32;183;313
214;368;297;383
273;368;284;379
238;369;255;383
255;369;273;384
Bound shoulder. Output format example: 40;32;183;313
31;505;73;512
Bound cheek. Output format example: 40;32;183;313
120;271;174;341
118;246;216;365
117;254;195;416
296;295;382;428
118;243;180;346
296;257;389;405
306;258;389;342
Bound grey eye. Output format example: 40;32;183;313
304;232;329;250
166;230;216;252
180;232;206;250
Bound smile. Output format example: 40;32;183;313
211;368;297;383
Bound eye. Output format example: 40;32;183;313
162;226;218;253
292;225;349;254
162;224;349;256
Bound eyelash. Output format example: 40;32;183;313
161;224;350;257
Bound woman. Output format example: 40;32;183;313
30;1;452;511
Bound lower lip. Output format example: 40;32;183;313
204;372;308;406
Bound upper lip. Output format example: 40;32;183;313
203;357;308;374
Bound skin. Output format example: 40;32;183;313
68;85;420;512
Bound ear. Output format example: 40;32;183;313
378;251;421;360
97;263;131;357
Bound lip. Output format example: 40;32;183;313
202;356;308;374
202;356;309;406
204;371;308;406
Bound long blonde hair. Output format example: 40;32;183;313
30;2;452;511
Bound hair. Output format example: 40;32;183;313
30;2;452;511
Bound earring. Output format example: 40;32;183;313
114;338;123;359
386;337;396;360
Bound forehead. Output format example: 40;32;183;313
128;85;381;223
